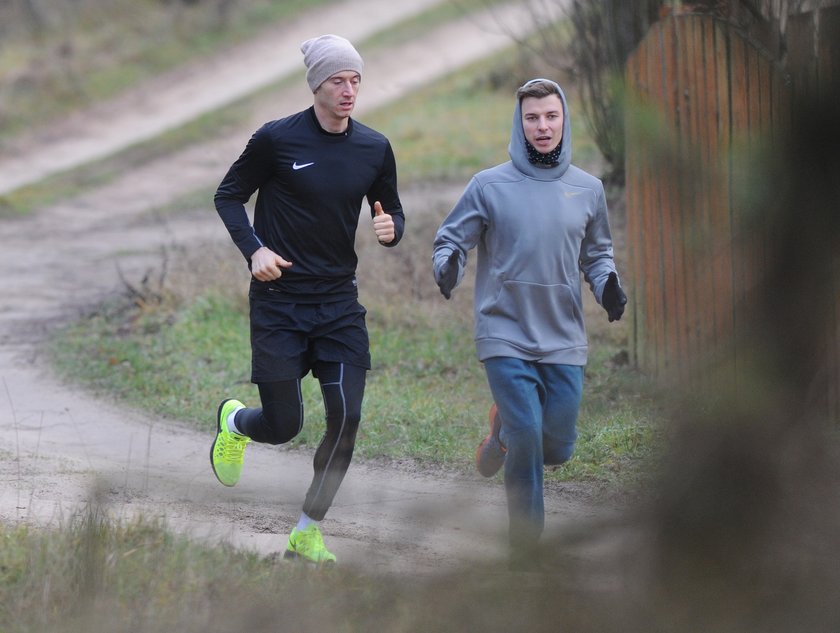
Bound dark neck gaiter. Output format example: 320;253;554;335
525;140;562;167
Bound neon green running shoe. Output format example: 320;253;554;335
210;398;250;487
283;524;337;566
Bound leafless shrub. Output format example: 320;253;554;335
517;0;664;185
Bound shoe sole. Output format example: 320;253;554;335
210;398;235;487
282;550;336;567
475;403;506;477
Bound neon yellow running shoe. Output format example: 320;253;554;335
210;398;250;487
283;524;337;566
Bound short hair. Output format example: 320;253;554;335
516;79;561;103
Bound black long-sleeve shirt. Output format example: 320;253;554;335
215;106;405;301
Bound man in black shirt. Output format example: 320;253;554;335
211;34;405;565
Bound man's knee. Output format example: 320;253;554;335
505;425;541;454
326;407;361;440
258;405;303;445
544;442;575;466
260;426;298;445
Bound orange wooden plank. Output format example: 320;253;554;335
696;15;720;379
647;23;666;375
626;56;638;366
716;21;738;376
657;16;679;377
628;39;654;372
669;14;697;382
624;52;644;368
682;14;708;382
684;17;715;380
622;13;830;415
729;33;755;384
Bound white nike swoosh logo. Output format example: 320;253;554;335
292;161;315;170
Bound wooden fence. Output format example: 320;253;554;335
624;12;839;422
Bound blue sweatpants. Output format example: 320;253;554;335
483;357;584;548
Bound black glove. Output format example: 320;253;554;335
437;250;460;300
602;272;627;322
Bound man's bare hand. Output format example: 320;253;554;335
372;201;395;244
250;246;292;281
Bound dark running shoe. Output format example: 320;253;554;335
475;403;507;477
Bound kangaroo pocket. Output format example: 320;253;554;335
478;280;585;353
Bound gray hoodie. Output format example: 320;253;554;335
433;79;617;365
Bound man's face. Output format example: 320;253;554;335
521;94;564;154
314;70;361;126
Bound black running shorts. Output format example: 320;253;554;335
248;291;371;383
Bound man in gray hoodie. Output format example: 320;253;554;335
433;78;626;568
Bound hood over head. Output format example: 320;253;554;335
508;78;571;180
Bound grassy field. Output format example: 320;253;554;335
0;506;644;633
5;4;839;632
0;0;524;218
48;56;660;484
0;0;337;141
4;5;663;632
33;0;652;486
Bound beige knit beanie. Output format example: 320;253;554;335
300;34;363;92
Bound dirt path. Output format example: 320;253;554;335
0;0;449;195
0;0;606;574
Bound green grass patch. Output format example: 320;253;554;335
41;10;654;483
49;198;660;483
0;0;336;141
366;69;512;183
363;50;603;185
366;0;512;51
0;509;382;632
51;292;259;425
48;288;489;464
0;3;545;215
0;93;255;217
0;506;646;633
1;5;598;216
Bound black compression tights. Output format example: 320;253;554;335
234;362;366;522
